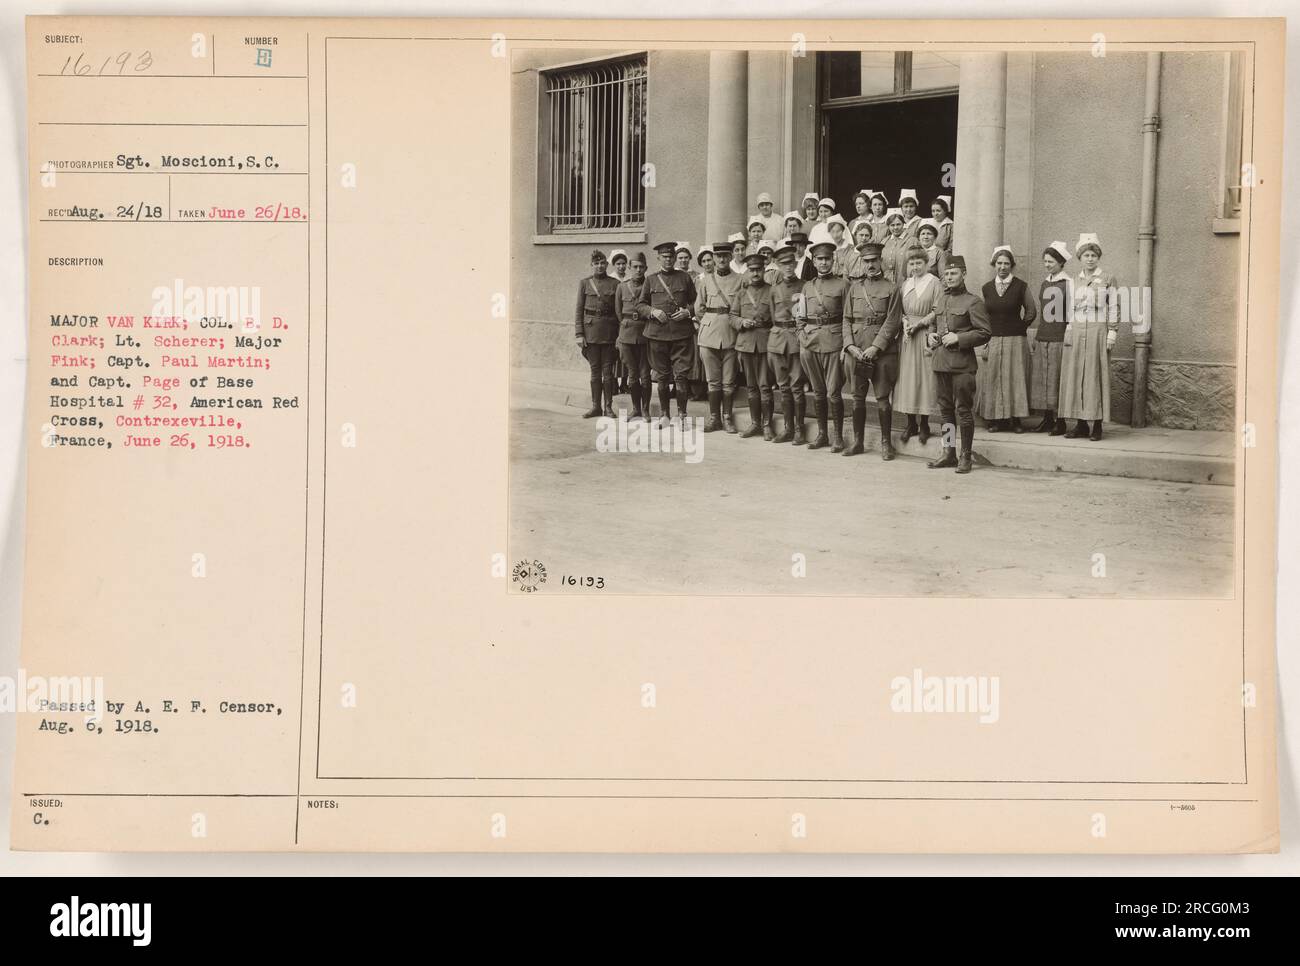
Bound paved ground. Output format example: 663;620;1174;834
509;404;1235;598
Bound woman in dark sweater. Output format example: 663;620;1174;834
1031;241;1072;433
977;246;1037;433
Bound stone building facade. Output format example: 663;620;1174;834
511;48;1244;431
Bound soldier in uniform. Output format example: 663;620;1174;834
608;248;630;394
798;227;850;452
926;255;992;474
637;241;698;425
574;249;620;418
673;242;708;403
613;252;650;419
694;241;743;433
735;252;775;439
765;243;807;444
841;243;902;459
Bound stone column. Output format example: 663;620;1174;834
952;53;1008;269
705;51;748;245
746;51;786;212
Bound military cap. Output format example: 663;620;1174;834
652;241;678;255
861;242;884;260
946;255;967;271
743;252;767;269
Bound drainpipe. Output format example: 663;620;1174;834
1132;53;1161;428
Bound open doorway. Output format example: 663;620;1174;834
816;51;959;222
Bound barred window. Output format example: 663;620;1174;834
542;55;647;233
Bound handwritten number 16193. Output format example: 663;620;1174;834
59;50;154;76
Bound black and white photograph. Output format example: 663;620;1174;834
509;45;1246;597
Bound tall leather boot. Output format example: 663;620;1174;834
843;401;866;456
628;381;643;419
657;382;672;426
722;391;738;434
792;396;807;446
879;407;896;461
774;390;794;443
676;377;690;419
762;398;775;441
642;384;653;421
583;378;602;418
807;398;829;449
602;372;616;418
829;399;845;453
704;390;722;432
927;443;958;469
956;423;975;474
741;390;763;438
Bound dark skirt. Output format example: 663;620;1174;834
1028;340;1064;410
977;335;1030;419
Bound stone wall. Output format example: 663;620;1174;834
1110;360;1236;430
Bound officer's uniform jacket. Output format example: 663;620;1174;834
693;270;742;350
798;274;848;353
613;277;648;345
837;246;868;282
574;274;619;344
843;274;901;355
931;283;992;374
766;275;803;355
734;279;773;354
636;268;698;342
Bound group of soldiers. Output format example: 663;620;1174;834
575;189;991;474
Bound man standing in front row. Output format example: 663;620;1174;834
735;252;774;439
613;252;650;420
637;241;698;425
766;243;807;444
694;241;743;433
842;243;902;460
574;249;620;418
927;255;991;474
798;228;849;452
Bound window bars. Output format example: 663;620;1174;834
544;56;647;232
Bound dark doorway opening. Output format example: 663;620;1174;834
821;95;959;221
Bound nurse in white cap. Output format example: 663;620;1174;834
1059;233;1118;440
755;192;783;240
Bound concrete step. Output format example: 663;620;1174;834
511;369;1234;486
